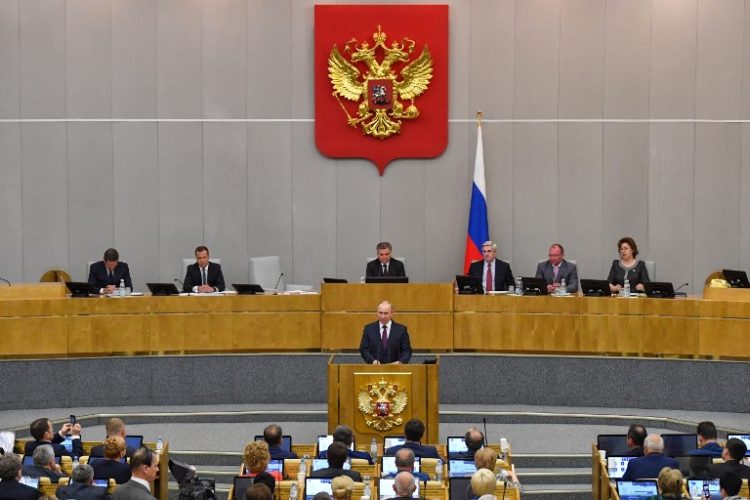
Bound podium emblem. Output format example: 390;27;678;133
357;378;408;431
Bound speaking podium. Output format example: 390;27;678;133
327;356;439;445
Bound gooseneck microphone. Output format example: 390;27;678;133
173;278;184;288
273;272;284;294
0;277;10;286
674;282;689;292
482;417;489;446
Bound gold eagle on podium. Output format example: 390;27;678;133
357;379;408;431
328;25;434;139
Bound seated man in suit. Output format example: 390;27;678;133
112;447;158;500
318;425;373;465
359;301;412;365
365;242;406;278
708;438;750;480
689;421;723;458
88;248;133;294
621;434;679;480
535;243;578;293
22;444;66;483
24;417;83;458
183;245;225;293
262;424;297;460
309;442;363;482
467;241;514;293
57;463;107;500
384;419;439;458
382;448;430;483
90;417;137;458
623;424;647;457
0;453;42;500
457;427;485;460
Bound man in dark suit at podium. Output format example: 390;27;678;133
359;301;412;364
467;241;513;293
88;248;132;294
183;246;225;293
365;242;406;277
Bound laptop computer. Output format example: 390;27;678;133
596;434;628;457
383;435;406;449
616;479;659;499
233;476;256;500
317;434;354;454
322;277;348;284
643;282;676;299
378;477;420;499
254;434;292;452
455;275;484;295
233;284;265;295
607;456;636;479
521;277;548;295
364;276;409;284
311;458;351;471
727;434;750;456
662;433;697;457
448;459;477;477
0;431;14;456
448;477;472;500
580;279;612;297
722;269;750;288
381;455;421;476
305;478;333;500
447;436;470;458
146;282;181;296
19;476;40;489
687;479;721;500
125;435;143;450
65;281;97;297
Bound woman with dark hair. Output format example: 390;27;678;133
607;236;650;293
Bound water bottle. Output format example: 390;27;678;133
435;458;443;482
118;279;125;297
362;482;371;500
298;456;306;483
72;456;79;470
500;438;509;461
623;278;631;297
290;482;298;500
560;278;566;294
370;437;378;462
514;277;522;296
156;436;163;453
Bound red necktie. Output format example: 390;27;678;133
381;324;388;350
486;265;493;292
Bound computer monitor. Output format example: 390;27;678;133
448;477;472;500
146;282;180;296
383;435;406;449
616;479;659;499
266;460;284;476
378;477;420;499
448;459;477;478
580;279;612;297
125;435;143;450
662;434;697;457
521;277;548;295
305;478;333;500
381;455;420;476
312;458;350;471
455;275;484;295
643;281;676;299
254;434;292;452
722;269;750;288
727;434;750;456
65;281;97;297
233;284;265;295
233;476;256;500
596;434;628;458
687;479;721;500
607;456;636;479
317;435;354;454
447;436;470;458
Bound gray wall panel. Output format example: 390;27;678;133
650;0;697;118
483;123;515;268
157;0;202;118
695;0;743;119
694;124;741;287
603;0;651;118
559;0;605;118
648;124;694;291
742;124;750;271
158;123;204;282
557;123;603;280
514;0;560;118
246;123;293;278
203;123;248;286
290;0;315;119
513;123;557;277
743;0;750;119
246;0;291;118
203;0;246;119
67;123;114;281
0;0;19;118
19;0;66;118
0;124;22;282
112;0;157;118
336;162;380;282
447;0;469;115
66;0;112;118
113;123;159;293
602;124;649;277
21;124;68;279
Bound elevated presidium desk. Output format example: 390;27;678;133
1;283;749;360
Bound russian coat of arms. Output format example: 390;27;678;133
357;378;408;431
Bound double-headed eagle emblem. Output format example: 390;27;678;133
328;26;434;139
357;379;408;431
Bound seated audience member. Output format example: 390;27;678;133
458;427;485;460
384;419;439;458
57;463;107;500
689;421;723;458
474;447;520;486
392;471;417;499
309;442;362;482
90;417;137;458
657;467;687;500
88;248;132;294
92;436;132;484
313;493;332;500
365;242;406;278
262;424;297;460
621;434;679;480
250;471;276;494
720;471;743;499
22;444;66;483
245;483;273;500
383;448;429;482
470;469;497;498
318;425;373;464
535;243;579;293
624;424;647;457
25;418;83;458
0;453;41;500
708;438;750;480
331;475;354;500
112;447;158;500
243;441;281;481
607;236;649;293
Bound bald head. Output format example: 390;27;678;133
393;471;416;496
394;448;416;471
644;434;664;454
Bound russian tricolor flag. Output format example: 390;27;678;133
463;117;489;274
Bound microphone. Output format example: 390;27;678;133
0;277;10;286
173;278;184;287
482;417;488;446
273;272;284;294
674;282;689;294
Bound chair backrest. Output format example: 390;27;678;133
87;261;97;279
249;256;285;291
645;260;655;281
38;476;57;496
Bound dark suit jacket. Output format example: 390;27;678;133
384;441;439;459
708;460;750;480
25;435;83;458
366;258;406;278
90;444;137;459
92;458;132;484
183;262;225;292
359;321;412;364
468;259;514;292
88;261;133;291
0;479;42;500
269;446;298;460
112;479;155;500
309;467;363;482
607;260;650;288
22;463;66;483
535;259;579;292
621;453;679;480
317;449;374;465
56;482;108;500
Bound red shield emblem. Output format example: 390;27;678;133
375;401;391;417
315;5;449;175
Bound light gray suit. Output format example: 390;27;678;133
535;259;578;293
112;480;155;500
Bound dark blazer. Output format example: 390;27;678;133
708;460;750;480
90;444;137;459
622;446;644;457
359;321;412;364
269;446;298;460
317;449;374;465
621;453;679;480
92;458;132;484
535;259;579;293
56;482;108;500
22;463;66;483
366;258;406;278
0;479;42;500
607;260;650;289
88;261;133;291
468;259;514;292
25;435;83;458
384;441;440;459
183;262;225;292
309;467;363;482
112;479;155;500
